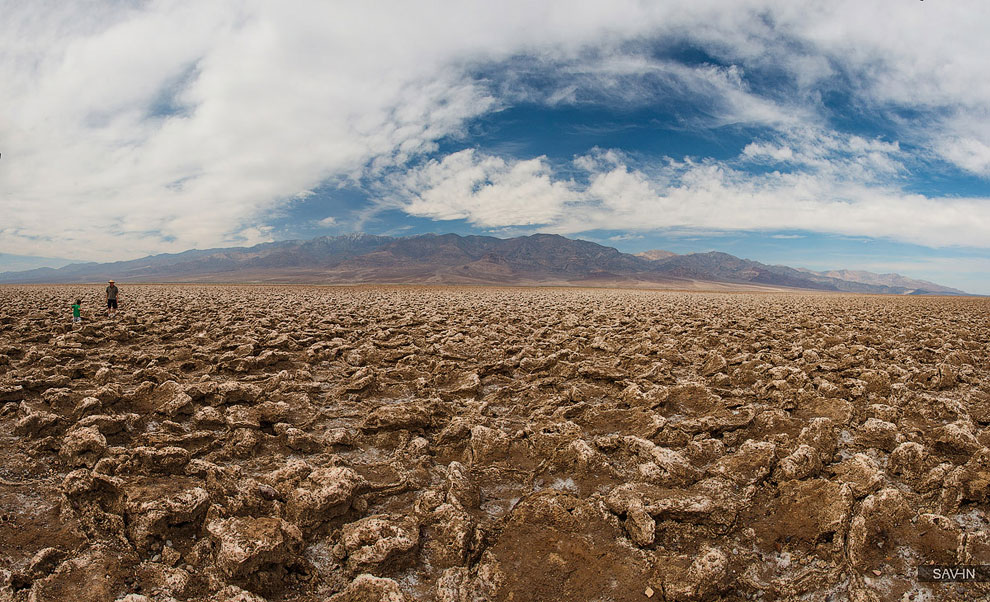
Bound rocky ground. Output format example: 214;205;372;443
0;284;988;602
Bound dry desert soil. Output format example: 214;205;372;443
0;285;988;602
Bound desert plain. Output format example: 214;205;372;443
0;284;988;602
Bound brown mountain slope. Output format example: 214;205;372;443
0;233;971;295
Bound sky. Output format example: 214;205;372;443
2;1;990;293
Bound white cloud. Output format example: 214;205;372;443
740;129;904;186
935;137;990;177
3;0;990;261
497;52;812;130
316;217;336;228
397;144;990;249
0;1;706;260
565;157;990;248
729;2;990;176
744;143;795;162
397;150;579;227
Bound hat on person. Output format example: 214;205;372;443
108;279;115;283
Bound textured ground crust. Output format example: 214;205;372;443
0;285;988;601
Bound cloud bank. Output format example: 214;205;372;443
2;0;990;261
397;143;990;249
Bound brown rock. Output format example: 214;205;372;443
362;402;432;431
284;427;321;453
152;380;193;417
932;421;981;458
889;442;928;478
14;409;60;438
207;516;302;580
434;567;473;602
421;503;475;569
60;426;107;468
225;405;261;429
847;488;913;569
465;425;510;464
480;491;653;601
944;448;990;507
700;353;727;377
124;446;191;475
653;545;729;602
854;418;898;452
216;585;269;602
0;383;25;402
624;503;655;547
444;461;480;509
625;436;701;485
29;544;137;602
75;413;137;437
329;574;407;602
216;381;263;405
775;444;822;481
27;547;66;579
932;363;957;390
772;478;853;546
961;529;990;564
914;513;962;565
192;405;225;428
710;440;776;486
286;466;366;529
607;479;741;532
859;370;891;396
340;514;420;573
126;487;210;552
72;396;102;418
832;453;883;498
797;417;838;459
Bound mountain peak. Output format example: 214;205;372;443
635;249;678;261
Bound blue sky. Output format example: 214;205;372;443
3;1;990;292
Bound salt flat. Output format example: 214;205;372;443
1;285;988;601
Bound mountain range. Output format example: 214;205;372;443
0;233;970;295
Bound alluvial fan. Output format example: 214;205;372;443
0;285;988;601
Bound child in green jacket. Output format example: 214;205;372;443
72;299;82;323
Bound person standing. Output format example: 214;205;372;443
106;280;119;317
71;299;82;323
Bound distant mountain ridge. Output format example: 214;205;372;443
0;252;77;273
636;249;968;295
0;233;971;295
792;267;963;295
